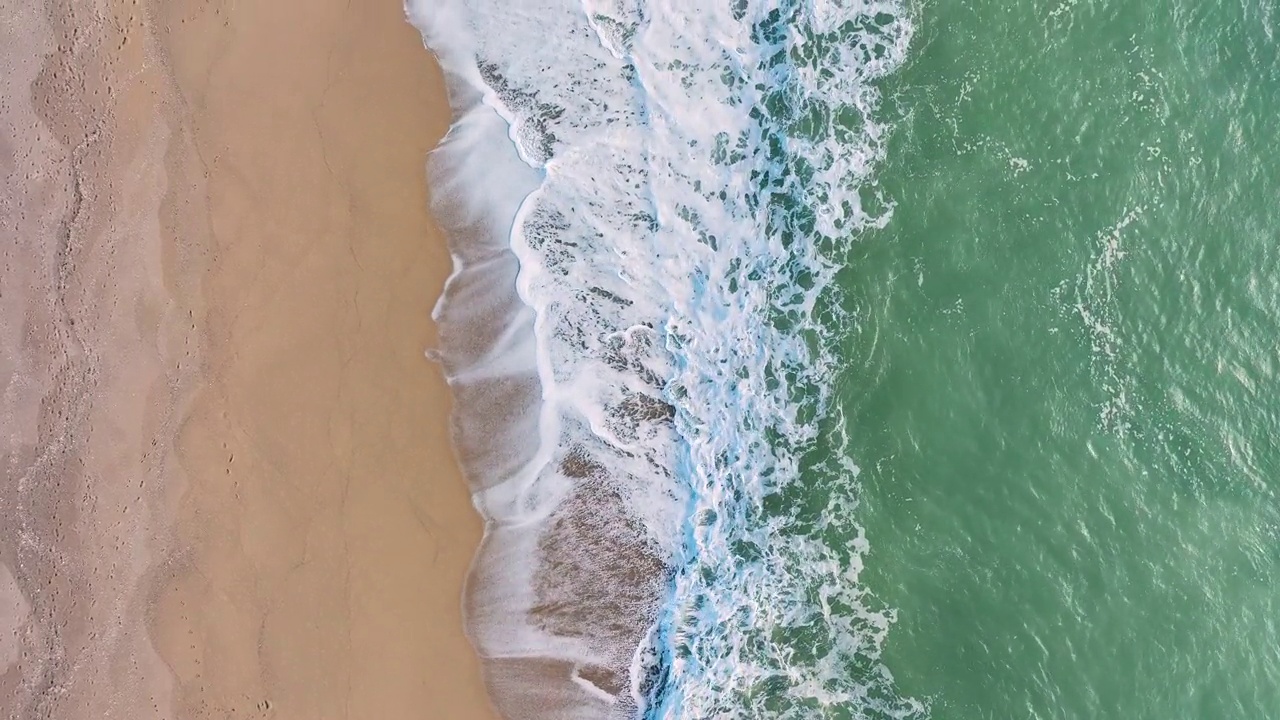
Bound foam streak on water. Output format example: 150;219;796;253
407;1;920;716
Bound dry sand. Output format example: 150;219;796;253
2;0;192;715
1;0;496;718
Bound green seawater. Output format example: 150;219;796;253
837;0;1280;716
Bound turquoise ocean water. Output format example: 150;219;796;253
846;0;1280;716
414;0;1280;716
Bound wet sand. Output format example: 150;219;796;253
1;0;495;718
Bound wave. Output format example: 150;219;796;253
407;0;922;716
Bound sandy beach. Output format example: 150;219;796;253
1;0;496;718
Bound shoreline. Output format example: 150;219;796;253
410;6;675;716
1;0;497;717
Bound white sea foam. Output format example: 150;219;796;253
407;1;920;717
